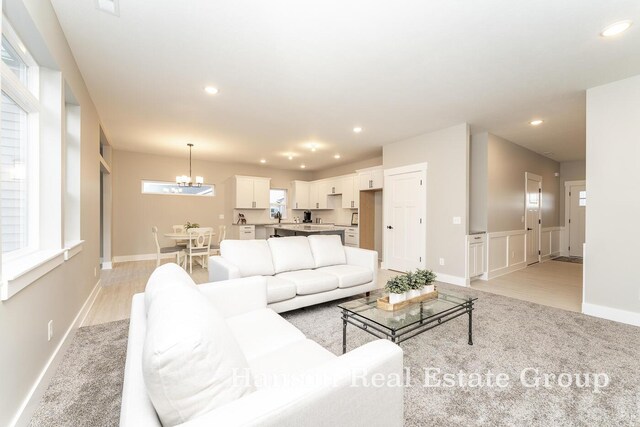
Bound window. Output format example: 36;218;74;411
579;190;586;207
0;92;29;253
1;36;28;85
270;189;287;219
141;180;215;197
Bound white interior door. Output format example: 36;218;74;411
525;173;541;265
568;184;586;257
383;165;426;272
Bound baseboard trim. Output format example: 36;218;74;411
541;252;560;262
582;302;640;327
435;272;468;287
12;280;102;427
101;261;113;270
112;253;175;263
486;261;526;280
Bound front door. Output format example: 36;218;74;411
525;173;542;265
384;165;427;272
568;184;586;257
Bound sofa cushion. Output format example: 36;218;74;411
142;281;254;426
248;339;336;390
275;270;339;295
268;236;315;274
266;276;296;304
144;263;197;315
307;235;347;268
316;265;374;289
226;308;305;361
221;240;275;277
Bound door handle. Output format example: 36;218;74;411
527;227;533;231
386;225;393;229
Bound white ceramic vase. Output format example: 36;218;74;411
421;284;435;295
389;292;407;304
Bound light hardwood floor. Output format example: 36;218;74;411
471;260;583;312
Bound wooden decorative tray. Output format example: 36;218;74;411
376;290;439;311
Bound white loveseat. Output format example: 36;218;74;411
208;235;378;313
120;264;404;427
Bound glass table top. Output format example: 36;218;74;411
338;290;477;333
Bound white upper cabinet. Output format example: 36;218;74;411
341;175;359;209
291;180;310;210
327;178;342;195
234;176;271;209
358;167;384;190
309;180;330;209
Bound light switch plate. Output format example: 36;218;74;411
218;214;224;220
453;217;461;225
439;258;445;266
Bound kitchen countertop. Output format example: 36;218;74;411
469;230;487;235
273;224;346;232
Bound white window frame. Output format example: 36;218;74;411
0;16;40;262
269;188;288;220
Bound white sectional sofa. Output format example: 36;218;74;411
208;235;378;313
120;264;404;427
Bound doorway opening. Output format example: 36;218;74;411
525;172;542;266
359;189;383;261
564;180;586;257
100;128;113;269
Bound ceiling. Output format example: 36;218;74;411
50;0;640;168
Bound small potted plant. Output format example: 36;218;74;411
385;275;409;304
406;271;422;300
414;269;437;295
184;221;200;231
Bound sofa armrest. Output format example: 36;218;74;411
208;256;241;282
120;294;162;427
344;246;378;286
197;276;268;318
179;340;403;427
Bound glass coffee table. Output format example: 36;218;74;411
338;290;477;353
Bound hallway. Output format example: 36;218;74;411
471;260;583;312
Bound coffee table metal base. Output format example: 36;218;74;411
341;300;474;354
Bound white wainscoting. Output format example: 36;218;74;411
482;230;527;280
540;227;562;261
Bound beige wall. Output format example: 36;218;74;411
559;160;586;224
486;133;561;232
469;133;488;232
112;150;312;257
311;156;382;180
0;1;102;425
585;74;640;318
383;123;470;280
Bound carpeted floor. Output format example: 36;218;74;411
30;284;640;426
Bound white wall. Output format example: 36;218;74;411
469;133;488;232
0;1;102;425
383;123;469;282
584;74;640;325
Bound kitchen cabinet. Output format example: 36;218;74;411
344;227;359;247
341;175;359;209
309;181;329;209
358;167;384;191
238;225;256;240
234;176;270;209
291;181;310;210
467;234;486;279
327;178;342;195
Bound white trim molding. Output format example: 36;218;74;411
483;230;527;280
435;272;468;287
12;279;102;427
540;227;562;261
1;250;65;300
63;240;84;261
112;253;175;263
582;303;640;327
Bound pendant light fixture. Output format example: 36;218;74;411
176;143;203;187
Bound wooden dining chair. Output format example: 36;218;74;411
185;227;213;274
152;226;184;267
211;225;226;255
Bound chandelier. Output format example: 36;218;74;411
176;143;203;187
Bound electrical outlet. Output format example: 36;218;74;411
439;258;445;266
452;217;461;225
218;214;224;220
47;320;53;341
94;266;97;277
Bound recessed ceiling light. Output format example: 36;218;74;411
260;159;266;164
204;86;219;95
300;164;306;169
353;127;363;133
530;119;543;126
334;154;341;159
601;20;633;37
95;0;119;15
288;155;293;160
310;144;317;152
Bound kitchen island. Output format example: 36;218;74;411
272;224;345;243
